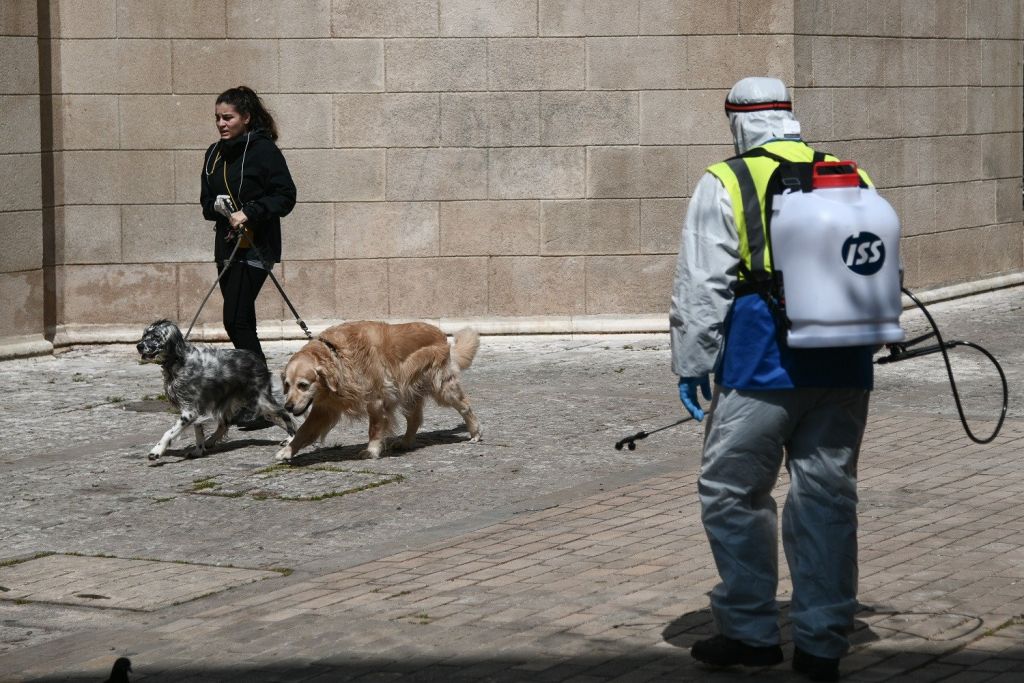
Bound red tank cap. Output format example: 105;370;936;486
812;160;860;189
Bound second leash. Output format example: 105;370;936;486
183;231;313;342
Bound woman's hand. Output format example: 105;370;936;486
228;210;248;229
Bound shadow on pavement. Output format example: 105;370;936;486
294;427;473;465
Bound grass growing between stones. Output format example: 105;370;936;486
187;464;405;502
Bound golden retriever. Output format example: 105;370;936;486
276;321;481;462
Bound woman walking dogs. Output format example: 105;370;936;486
200;86;296;429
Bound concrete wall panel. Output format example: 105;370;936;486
116;0;226;38
62;264;178;324
335;258;390;319
638;0;739;35
489;147;586;199
332;0;439;38
386;148;489;200
52;95;120;151
585;254;675;313
489;39;586;91
540;91;639;146
280;39;385;93
587;146;686;199
335;93;440;147
171;40;276;94
439;200;540;256
0;1;38;35
386;39;488;91
120;95;208;150
62;151;175;205
586;37;686;90
227;0;332;38
0;37;40;94
388;257;489;318
540;0;640;36
59;39;172;93
0;153;42;212
284;202;335;261
640;198;685;254
288;149;385;202
0;270;44;338
441;92;541;147
335;201;439;258
122;205;211;263
488;256;586;315
0;96;41;154
55;205;122;265
440;0;537;37
280;259;337;320
540;199;639;255
50;0;115;38
0;210;43;273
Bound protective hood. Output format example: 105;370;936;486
725;77;801;154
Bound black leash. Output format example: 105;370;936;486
184;236;242;340
183;231;313;341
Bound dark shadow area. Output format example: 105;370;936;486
24;641;1024;683
662;602;885;651
141;437;284;465
294;427;472;465
36;0;58;341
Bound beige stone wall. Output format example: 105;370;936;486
1;1;1022;352
0;1;51;356
793;0;1024;288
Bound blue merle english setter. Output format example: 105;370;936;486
136;319;295;462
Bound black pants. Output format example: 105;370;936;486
217;260;269;361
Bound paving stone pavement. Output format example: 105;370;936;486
1;288;1024;681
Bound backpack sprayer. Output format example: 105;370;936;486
615;160;1009;450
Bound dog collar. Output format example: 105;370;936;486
316;336;342;359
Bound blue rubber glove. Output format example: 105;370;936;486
678;375;712;422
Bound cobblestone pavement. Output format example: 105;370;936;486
1;288;1023;681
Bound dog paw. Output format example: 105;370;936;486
147;451;161;461
469;433;482;443
274;447;293;462
359;448;381;460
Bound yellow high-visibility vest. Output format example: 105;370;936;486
707;140;873;281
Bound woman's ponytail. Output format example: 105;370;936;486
216;86;279;140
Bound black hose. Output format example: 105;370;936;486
881;287;1008;444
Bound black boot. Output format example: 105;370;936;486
691;634;783;667
793;647;840;681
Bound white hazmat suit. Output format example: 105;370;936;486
671;77;871;667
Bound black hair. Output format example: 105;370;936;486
215;86;279;141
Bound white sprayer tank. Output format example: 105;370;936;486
770;161;905;348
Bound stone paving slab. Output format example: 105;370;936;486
1;288;1024;680
0;555;280;612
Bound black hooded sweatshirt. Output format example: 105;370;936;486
200;129;296;263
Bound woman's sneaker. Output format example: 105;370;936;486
793;647;840;681
690;634;784;667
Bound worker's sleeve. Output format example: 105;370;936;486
669;172;740;379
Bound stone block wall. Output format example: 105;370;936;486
793;0;1024;289
1;0;1021;354
0;2;50;356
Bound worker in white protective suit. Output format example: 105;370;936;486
670;77;876;682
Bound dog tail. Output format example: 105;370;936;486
451;328;480;371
